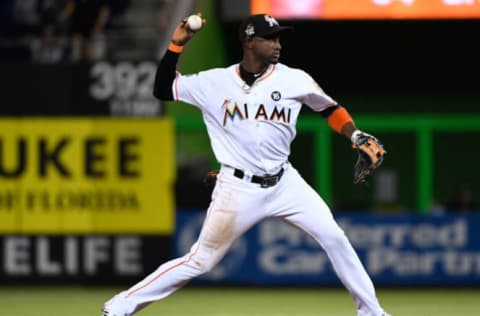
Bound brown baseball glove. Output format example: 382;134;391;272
352;132;387;184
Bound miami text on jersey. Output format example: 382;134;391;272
222;99;291;126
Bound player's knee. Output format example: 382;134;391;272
190;256;216;274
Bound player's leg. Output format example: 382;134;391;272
102;167;267;315
270;166;386;316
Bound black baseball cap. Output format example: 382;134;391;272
238;14;293;42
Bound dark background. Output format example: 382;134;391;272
221;19;480;108
3;19;479;115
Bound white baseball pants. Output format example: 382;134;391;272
103;163;386;316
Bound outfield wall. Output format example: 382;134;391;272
174;210;480;286
0;118;175;284
1;210;479;285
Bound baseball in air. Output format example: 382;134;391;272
186;14;202;31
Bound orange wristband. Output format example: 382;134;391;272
168;42;184;53
327;106;353;134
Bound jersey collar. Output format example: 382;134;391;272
234;64;276;91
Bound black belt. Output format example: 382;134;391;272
233;168;284;188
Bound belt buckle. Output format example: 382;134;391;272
260;175;278;188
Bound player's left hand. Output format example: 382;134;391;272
351;131;387;184
171;13;206;46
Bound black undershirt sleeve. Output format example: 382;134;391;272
320;105;340;118
152;50;180;100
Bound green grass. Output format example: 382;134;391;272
0;286;478;316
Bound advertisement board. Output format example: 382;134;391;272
0;235;171;284
175;211;480;285
250;0;480;19
0;118;175;234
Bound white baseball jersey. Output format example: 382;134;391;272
173;63;337;175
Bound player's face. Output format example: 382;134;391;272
252;35;282;65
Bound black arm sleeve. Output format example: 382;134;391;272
152;50;180;100
320;105;340;118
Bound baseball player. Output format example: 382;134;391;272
102;14;391;316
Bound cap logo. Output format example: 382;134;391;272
264;15;279;27
245;23;255;36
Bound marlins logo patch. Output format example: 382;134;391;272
271;91;281;101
